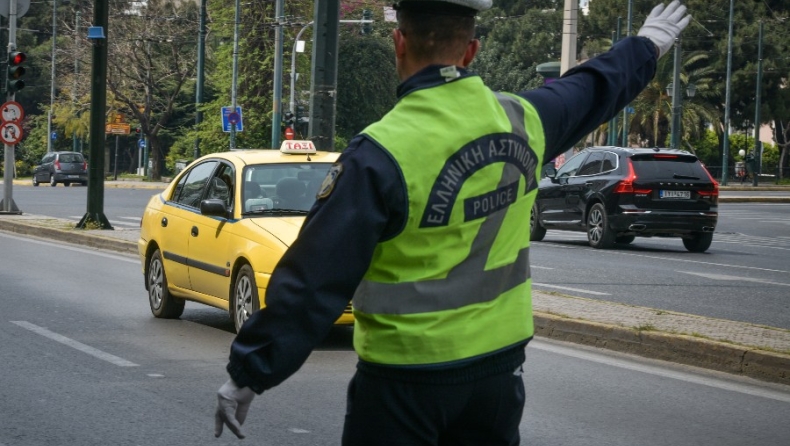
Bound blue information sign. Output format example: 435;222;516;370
221;106;244;133
50;132;57;140
138;139;146;149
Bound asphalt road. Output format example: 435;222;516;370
531;202;790;329
4;186;789;329
1;233;788;446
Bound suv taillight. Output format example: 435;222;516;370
614;159;652;194
698;164;719;198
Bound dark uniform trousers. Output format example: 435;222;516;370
341;366;526;446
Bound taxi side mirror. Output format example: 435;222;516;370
200;198;229;219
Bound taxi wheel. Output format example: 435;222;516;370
231;264;260;333
148;249;185;319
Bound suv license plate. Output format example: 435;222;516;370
660;190;690;199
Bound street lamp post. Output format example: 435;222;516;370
666;80;696;151
668;38;682;150
290;21;314;116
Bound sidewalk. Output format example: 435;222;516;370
0;210;788;386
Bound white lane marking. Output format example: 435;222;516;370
288;428;311;434
532;283;610;296
10;321;139;367
531;265;554;270
539;241;790;275
678;271;790;287
0;232;137;264
529;339;790;403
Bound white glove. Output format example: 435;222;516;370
637;1;692;59
214;379;256;439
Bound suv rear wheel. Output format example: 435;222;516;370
587;203;615;249
683;232;713;253
530;203;546;241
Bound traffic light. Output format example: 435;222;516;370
6;51;27;94
362;9;372;35
283;111;295;127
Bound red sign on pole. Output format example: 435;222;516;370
284;127;295;140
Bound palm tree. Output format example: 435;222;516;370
624;51;720;148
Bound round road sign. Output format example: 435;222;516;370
1;121;23;145
228;112;240;125
1;101;24;122
284;127;295;140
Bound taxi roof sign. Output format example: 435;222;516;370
280;140;316;154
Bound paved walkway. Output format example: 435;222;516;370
1;186;789;386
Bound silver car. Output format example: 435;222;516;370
32;151;88;187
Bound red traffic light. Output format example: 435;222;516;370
9;51;26;66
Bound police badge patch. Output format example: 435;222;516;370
316;163;343;199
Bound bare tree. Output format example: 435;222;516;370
106;0;198;180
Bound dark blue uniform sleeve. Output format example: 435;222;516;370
520;36;658;162
226;137;406;393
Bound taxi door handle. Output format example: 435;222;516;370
161;217;168;227
191;226;199;237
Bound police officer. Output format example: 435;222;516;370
215;1;691;444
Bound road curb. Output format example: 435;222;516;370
0;219;138;255
718;196;790;203
533;314;789;385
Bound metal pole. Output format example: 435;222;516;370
1;0;21;214
229;0;240;150
271;0;284;149
73;9;80;152
559;0;577;75
76;0;112;229
621;0;633;147
290;22;313;116
752;20;763;187
308;0;340;151
113;135;118;180
48;0;57;153
669;38;682;150
193;0;206;159
721;0;735;185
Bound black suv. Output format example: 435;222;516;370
530;147;718;252
32;151;88;187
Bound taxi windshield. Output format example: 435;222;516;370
241;163;331;214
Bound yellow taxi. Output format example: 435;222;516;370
138;141;353;332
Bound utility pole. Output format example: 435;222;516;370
559;0;577;75
193;0;206;159
621;0;633;147
752;20;763;187
721;0;735;185
73;9;80;152
607;22;620;146
308;0;340;151
76;0;112;229
229;0;240;150
270;0;284;149
47;0;57;153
